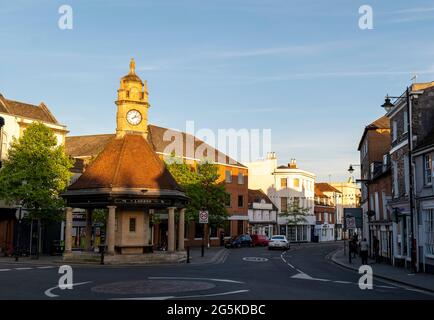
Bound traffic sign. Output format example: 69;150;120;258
199;210;209;224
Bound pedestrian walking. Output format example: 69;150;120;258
360;238;369;265
373;236;380;263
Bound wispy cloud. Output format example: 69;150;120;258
387;7;434;14
224;107;281;113
234;66;434;84
383;5;434;24
388;15;434;24
214;44;327;58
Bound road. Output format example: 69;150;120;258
0;242;432;300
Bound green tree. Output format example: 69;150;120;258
166;158;229;229
279;198;310;227
0;122;73;254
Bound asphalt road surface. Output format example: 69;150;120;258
0;242;432;300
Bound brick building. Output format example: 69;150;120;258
314;183;341;242
357;115;392;261
385;82;434;269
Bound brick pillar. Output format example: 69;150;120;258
178;208;185;251
64;207;73;253
168;207;176;252
107;206;116;254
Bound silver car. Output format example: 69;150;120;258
268;235;290;250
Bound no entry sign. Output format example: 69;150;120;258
199;210;209;224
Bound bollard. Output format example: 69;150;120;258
100;245;105;265
186;246;190;263
201;243;204;257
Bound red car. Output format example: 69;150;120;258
251;234;270;247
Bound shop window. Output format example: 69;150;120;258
425;209;434;257
210;225;218;238
195;223;204;239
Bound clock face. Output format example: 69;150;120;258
126;109;142;126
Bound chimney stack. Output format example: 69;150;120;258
288;158;297;169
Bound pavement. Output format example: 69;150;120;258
331;247;434;293
0;242;433;299
187;246;228;265
0;246;228;267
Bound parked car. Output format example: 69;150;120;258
251;234;270;247
268;235;290;250
225;234;253;248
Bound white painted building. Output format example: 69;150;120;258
0;94;68;255
248;189;278;237
247;153;316;242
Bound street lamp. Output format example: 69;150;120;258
14;204;24;261
381;87;417;273
348;164;361;175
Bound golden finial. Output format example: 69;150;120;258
129;58;136;74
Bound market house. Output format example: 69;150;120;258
62;59;188;263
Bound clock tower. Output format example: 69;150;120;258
115;58;150;138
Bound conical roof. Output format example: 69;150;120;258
68;134;182;192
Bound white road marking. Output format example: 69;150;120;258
113;296;175;300
148;277;244;284
334;280;352;284
114;289;250;300
377;285;396;289
287;263;295;269
296;269;304;274
242;257;268;262
44;281;93;298
291;273;330;282
15;267;32;270
37;266;55;269
291;273;314;280
0;269;11;272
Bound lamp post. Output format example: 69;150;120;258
0;116;4;168
14;204;24;262
348;164;369;239
381;88;417;273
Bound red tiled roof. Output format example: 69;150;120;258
68;134;182;191
66;134;115;158
0;94;59;124
315;183;341;196
65;124;246;167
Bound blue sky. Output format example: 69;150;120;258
1;0;434;181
